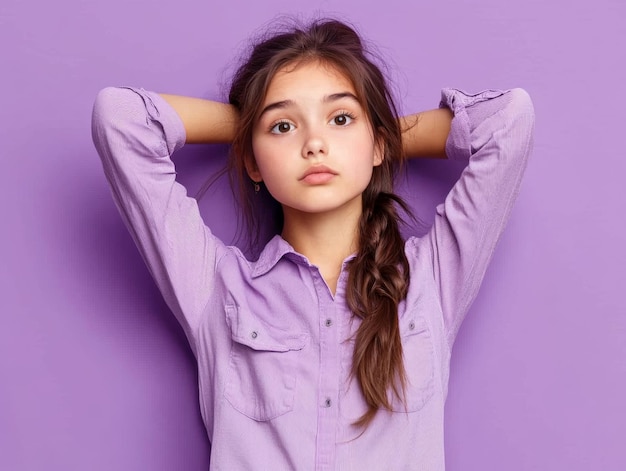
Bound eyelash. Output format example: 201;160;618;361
269;120;294;134
268;111;357;134
331;111;356;125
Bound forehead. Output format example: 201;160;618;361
263;60;357;103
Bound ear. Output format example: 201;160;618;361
373;134;385;167
244;155;263;183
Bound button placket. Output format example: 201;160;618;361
311;269;340;469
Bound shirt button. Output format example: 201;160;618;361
251;331;258;339
408;321;415;331
324;397;332;408
325;318;333;327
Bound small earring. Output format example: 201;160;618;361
253;181;260;193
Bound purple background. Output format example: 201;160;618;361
1;0;625;469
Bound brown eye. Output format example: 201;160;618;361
331;113;354;126
271;121;294;134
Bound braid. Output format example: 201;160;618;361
347;190;411;428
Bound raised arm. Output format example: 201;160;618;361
92;88;223;352
159;94;238;144
409;88;535;346
400;108;454;159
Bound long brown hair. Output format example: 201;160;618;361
228;18;412;428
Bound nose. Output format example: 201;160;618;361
301;129;327;159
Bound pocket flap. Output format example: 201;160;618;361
225;304;309;352
400;315;430;339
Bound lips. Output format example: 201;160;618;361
299;165;338;181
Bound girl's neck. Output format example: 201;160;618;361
281;204;361;294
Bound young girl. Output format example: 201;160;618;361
92;19;534;470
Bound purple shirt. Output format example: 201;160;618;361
92;86;535;470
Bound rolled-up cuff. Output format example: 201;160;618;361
118;86;187;155
438;88;507;161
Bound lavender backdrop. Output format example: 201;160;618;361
1;0;624;469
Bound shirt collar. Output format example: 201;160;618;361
251;235;308;278
250;234;359;278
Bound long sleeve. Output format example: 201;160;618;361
411;88;535;347
91;87;220;353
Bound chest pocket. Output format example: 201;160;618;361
339;315;435;422
224;304;309;421
390;315;435;412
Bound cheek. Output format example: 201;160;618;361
251;136;273;172
251;146;271;175
250;139;287;185
356;166;375;189
353;145;379;186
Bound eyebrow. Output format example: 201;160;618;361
258;92;360;119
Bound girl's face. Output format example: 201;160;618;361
249;60;383;218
